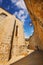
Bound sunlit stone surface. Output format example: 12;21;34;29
24;0;43;50
0;8;34;65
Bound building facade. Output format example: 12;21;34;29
0;8;26;64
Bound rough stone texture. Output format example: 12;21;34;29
11;17;27;58
11;50;43;65
24;0;43;50
0;8;15;63
0;8;28;65
25;39;29;46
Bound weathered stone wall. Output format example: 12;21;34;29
24;0;43;50
0;8;26;64
0;8;16;63
11;18;26;58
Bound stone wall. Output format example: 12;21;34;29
0;8;26;64
0;10;15;63
11;18;26;58
24;0;43;50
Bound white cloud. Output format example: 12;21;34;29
16;0;26;9
25;36;29;39
11;0;17;3
11;0;26;9
14;10;28;23
11;0;28;23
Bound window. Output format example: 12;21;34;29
0;13;7;21
15;25;18;36
0;13;7;17
14;20;16;30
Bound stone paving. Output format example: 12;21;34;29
11;50;43;65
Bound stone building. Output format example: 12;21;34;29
0;8;26;64
24;0;43;50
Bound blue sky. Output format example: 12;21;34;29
0;0;34;38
